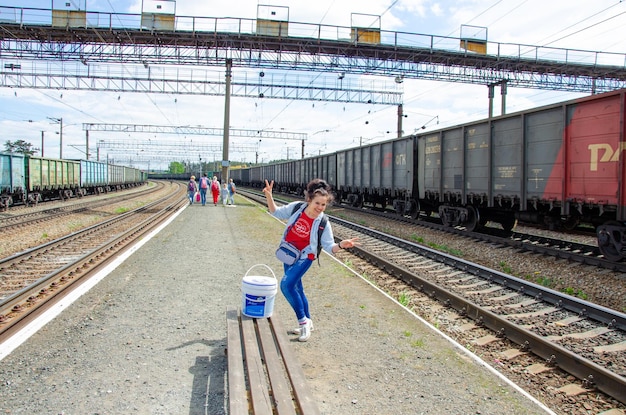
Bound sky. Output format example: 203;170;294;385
1;0;626;170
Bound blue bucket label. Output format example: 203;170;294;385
244;293;266;317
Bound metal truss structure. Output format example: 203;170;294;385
84;123;307;140
91;124;306;167
0;60;403;105
97;139;249;168
0;6;625;94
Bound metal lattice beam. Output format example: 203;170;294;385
1;6;625;93
85;123;307;140
0;59;403;104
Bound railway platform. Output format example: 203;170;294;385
0;196;555;414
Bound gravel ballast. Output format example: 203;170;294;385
0;197;554;414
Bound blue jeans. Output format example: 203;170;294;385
188;191;194;204
199;188;207;205
281;257;313;321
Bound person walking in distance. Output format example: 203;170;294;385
263;178;360;342
210;176;220;206
187;175;198;205
198;174;210;206
227;178;236;206
221;183;229;206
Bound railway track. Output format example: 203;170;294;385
0;183;187;344
242;189;626;411
331;218;626;405
343;204;626;272
0;182;160;232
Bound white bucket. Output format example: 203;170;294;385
241;264;278;318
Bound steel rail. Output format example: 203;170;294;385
331;216;626;405
0;188;187;340
0;182;159;232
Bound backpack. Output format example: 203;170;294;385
188;180;195;192
290;202;328;261
200;177;208;189
211;181;219;191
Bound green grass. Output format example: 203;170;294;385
410;338;425;348
398;292;410;307
534;275;554;288
427;242;462;256
562;287;588;300
67;221;83;232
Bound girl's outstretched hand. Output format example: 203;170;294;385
341;237;361;249
263;179;274;196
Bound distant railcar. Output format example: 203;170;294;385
249;165;263;188
79;159;108;195
229;167;250;185
336;137;414;214
28;156;80;201
0;153;146;208
147;173;190;181
0;152;27;209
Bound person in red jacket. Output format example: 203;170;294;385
210;176;221;206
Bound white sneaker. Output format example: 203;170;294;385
298;320;312;342
291;319;314;335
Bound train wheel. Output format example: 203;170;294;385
597;221;625;262
439;206;453;227
562;216;580;231
500;217;517;232
464;206;481;232
409;201;420;220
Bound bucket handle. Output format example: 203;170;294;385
244;264;276;280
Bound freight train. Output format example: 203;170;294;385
0;153;148;210
230;88;626;262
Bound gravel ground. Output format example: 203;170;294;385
0;196;553;415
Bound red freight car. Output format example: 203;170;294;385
417;89;625;261
568;91;625;261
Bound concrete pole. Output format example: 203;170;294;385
488;85;495;118
397;104;403;138
59;117;63;159
500;81;507;115
221;59;232;182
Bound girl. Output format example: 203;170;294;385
210;176;220;206
187;175;198;205
221;183;229;205
263;178;359;341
